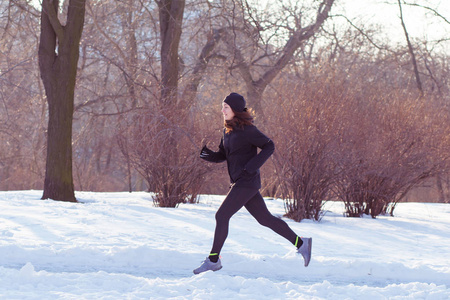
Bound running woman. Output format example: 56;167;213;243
193;92;312;274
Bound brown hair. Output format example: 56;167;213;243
224;109;254;133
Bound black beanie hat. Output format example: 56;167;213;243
223;92;246;113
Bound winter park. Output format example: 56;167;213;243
1;0;450;299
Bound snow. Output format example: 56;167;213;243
0;190;449;299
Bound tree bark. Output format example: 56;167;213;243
157;0;185;109
39;0;86;202
120;0;140;108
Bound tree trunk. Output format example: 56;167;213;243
156;0;186;206
436;174;446;203
39;0;86;202
158;0;185;109
121;0;140;108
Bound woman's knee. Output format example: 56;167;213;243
255;214;273;227
257;214;282;228
215;209;231;223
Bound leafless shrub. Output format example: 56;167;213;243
268;75;344;222
334;89;445;218
117;107;208;207
266;59;450;220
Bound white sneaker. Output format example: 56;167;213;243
193;258;222;275
297;237;312;267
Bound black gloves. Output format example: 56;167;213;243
200;145;211;159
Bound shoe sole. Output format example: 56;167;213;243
298;238;312;267
304;238;312;267
193;263;223;275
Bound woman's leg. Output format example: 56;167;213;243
244;192;298;245
210;186;258;256
244;193;313;266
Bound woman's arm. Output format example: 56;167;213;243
244;127;275;173
200;138;226;163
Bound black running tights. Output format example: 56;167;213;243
210;186;298;255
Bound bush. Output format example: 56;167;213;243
117;108;208;207
268;76;342;221
265;64;449;220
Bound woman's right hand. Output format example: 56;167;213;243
200;145;211;159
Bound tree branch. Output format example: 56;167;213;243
42;0;64;42
222;29;255;88
86;2;128;65
258;0;335;89
397;0;423;95
181;28;226;101
10;0;41;18
403;2;450;26
334;14;393;52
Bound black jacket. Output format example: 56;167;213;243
201;125;275;189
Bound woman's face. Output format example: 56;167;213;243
222;103;235;121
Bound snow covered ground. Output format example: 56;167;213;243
0;190;449;299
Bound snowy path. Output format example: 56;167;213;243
0;191;449;299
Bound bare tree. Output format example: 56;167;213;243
175;0;335;115
39;0;86;202
221;0;335;114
